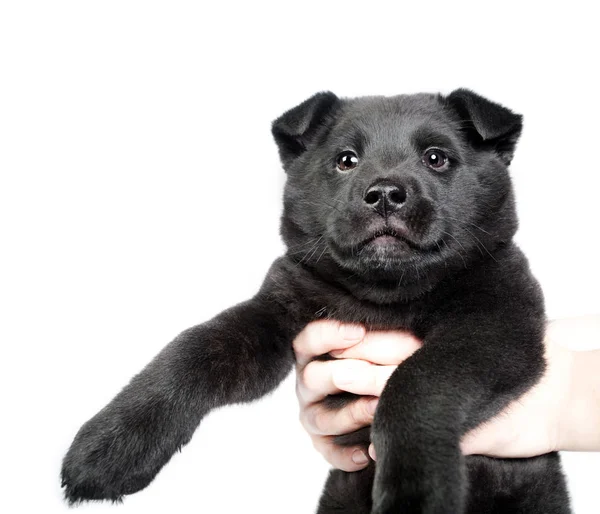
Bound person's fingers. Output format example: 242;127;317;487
368;443;376;461
297;359;343;404
294;320;365;369
312;435;371;472
329;330;422;365
297;359;396;403
331;359;397;396
300;396;379;436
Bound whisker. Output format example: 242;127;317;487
462;228;498;263
288;236;325;254
440;230;467;268
314;245;328;264
297;235;326;265
442;215;493;236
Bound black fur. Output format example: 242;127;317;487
61;90;571;513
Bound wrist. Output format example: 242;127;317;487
539;333;574;453
553;342;576;452
557;347;600;452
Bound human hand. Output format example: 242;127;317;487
462;316;600;457
295;318;590;470
459;325;573;458
293;320;421;471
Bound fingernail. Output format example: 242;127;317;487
329;349;344;357
340;324;365;341
367;398;378;416
368;445;377;461
352;449;369;465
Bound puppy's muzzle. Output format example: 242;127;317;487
364;179;408;218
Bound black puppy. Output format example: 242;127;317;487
61;90;571;513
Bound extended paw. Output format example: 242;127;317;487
61;405;172;504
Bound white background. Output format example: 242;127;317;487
1;1;599;513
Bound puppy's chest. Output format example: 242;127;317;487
273;262;427;332
312;295;420;332
268;257;458;336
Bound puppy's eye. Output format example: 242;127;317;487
422;148;449;171
336;151;359;172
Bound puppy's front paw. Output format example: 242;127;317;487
371;479;461;514
370;431;464;514
61;405;171;504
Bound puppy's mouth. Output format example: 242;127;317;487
326;222;442;270
357;227;417;251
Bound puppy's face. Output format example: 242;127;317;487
273;90;522;301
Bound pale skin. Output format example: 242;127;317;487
294;315;600;472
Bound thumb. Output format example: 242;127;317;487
460;415;515;457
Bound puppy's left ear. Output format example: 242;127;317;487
446;89;523;165
272;91;340;168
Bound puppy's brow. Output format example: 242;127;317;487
411;127;457;155
332;129;369;155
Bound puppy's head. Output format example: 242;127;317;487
272;90;522;302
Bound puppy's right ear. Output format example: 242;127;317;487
272;92;339;167
446;89;523;165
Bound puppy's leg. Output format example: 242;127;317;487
370;310;546;514
61;293;296;503
318;462;375;514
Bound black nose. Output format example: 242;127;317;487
363;181;407;217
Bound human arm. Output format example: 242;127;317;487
549;315;600;453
